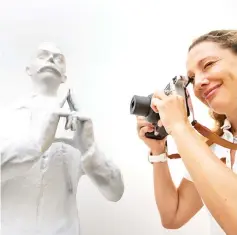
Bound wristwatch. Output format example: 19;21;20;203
148;152;167;163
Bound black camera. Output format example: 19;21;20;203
130;76;190;140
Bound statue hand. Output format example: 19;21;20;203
65;111;95;152
29;87;70;152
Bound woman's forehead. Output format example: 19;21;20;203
186;41;222;72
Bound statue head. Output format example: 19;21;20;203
26;42;67;93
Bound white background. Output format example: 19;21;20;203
0;0;236;234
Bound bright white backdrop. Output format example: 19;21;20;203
0;0;236;234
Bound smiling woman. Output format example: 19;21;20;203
136;29;237;235
187;30;237;135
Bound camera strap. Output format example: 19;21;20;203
167;89;237;160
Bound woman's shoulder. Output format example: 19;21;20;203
209;130;232;160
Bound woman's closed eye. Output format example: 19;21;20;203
204;61;215;69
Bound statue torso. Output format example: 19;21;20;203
1;96;85;235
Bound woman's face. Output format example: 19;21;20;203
186;41;237;115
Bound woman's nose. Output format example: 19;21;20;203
195;75;210;89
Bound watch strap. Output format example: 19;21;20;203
148;152;167;163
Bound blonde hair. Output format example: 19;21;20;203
188;30;237;135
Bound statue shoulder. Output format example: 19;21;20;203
8;94;35;110
0;94;33;122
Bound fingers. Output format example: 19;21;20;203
64;111;91;131
150;97;163;113
65;115;77;131
157;120;163;127
139;126;154;138
136;115;155;138
153;90;167;100
136;116;153;129
67;89;80;112
77;115;90;122
71;116;77;131
55;109;71;117
65;115;73;130
58;85;70;108
150;90;167;113
64;116;77;131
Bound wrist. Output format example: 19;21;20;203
150;149;166;155
150;144;166;155
150;143;167;157
170;122;193;138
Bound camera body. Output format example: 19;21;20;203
130;75;190;140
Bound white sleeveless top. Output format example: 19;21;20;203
183;119;237;235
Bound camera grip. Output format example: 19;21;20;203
145;125;168;140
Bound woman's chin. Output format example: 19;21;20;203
207;99;228;115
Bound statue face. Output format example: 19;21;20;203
27;42;67;84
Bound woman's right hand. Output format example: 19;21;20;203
136;116;167;155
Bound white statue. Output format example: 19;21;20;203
1;42;124;235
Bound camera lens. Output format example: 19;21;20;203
130;95;151;117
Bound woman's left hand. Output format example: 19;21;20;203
151;90;190;135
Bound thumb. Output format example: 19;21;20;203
77;115;91;122
55;109;71;117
